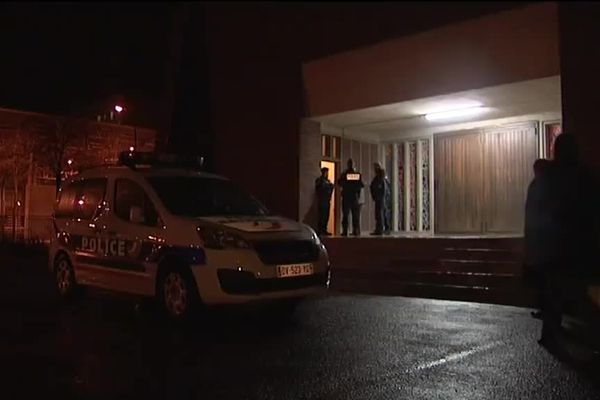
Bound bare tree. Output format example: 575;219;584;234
0;139;12;240
1;128;36;240
37;117;86;194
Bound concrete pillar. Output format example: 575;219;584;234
24;153;33;240
391;143;399;232
416;140;423;231
404;143;411;232
298;118;322;228
559;3;600;176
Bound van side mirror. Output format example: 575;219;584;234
130;206;145;224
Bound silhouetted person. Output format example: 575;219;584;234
535;133;599;355
524;158;552;319
338;158;364;236
370;163;390;235
315;167;334;236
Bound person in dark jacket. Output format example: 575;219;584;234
337;158;364;236
536;133;599;355
315;167;334;236
523;158;552;319
370;163;390;235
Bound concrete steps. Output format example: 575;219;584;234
324;236;533;307
334;268;518;289
330;276;535;307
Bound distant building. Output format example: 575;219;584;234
0;107;157;241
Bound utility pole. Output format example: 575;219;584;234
23;152;33;241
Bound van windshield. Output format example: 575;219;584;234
147;176;269;217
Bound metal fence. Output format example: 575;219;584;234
0;216;52;245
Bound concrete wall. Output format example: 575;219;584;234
303;3;560;117
299;119;323;229
558;3;600;175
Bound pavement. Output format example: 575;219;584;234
1;249;600;399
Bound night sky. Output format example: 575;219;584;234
0;2;174;127
0;2;524;175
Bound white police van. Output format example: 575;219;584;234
49;152;330;320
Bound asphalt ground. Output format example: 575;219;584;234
1;248;600;400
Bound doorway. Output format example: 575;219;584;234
320;160;337;235
434;122;537;234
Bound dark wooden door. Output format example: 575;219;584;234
483;123;537;233
434;130;484;234
434;123;537;235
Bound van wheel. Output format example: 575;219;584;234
54;254;80;301
157;264;201;322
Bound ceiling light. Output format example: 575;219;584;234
425;106;486;121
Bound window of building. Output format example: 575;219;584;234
333;136;341;160
322;134;341;160
322;135;332;158
544;122;562;159
114;179;158;226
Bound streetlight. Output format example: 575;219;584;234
67;159;73;166
115;105;124;113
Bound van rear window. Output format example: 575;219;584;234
55;178;107;220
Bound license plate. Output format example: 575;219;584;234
276;263;314;278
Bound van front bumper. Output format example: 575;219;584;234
192;261;330;305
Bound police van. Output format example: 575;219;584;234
49;151;330;320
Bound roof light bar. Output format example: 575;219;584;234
118;151;204;170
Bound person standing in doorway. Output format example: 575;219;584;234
370;163;389;235
338;158;364;236
315;167;334;236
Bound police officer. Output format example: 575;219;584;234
315;167;334;236
337;158;364;236
370;163;390;235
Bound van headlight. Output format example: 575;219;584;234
197;227;250;250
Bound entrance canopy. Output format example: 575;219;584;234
312;76;561;142
306;76;562;235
